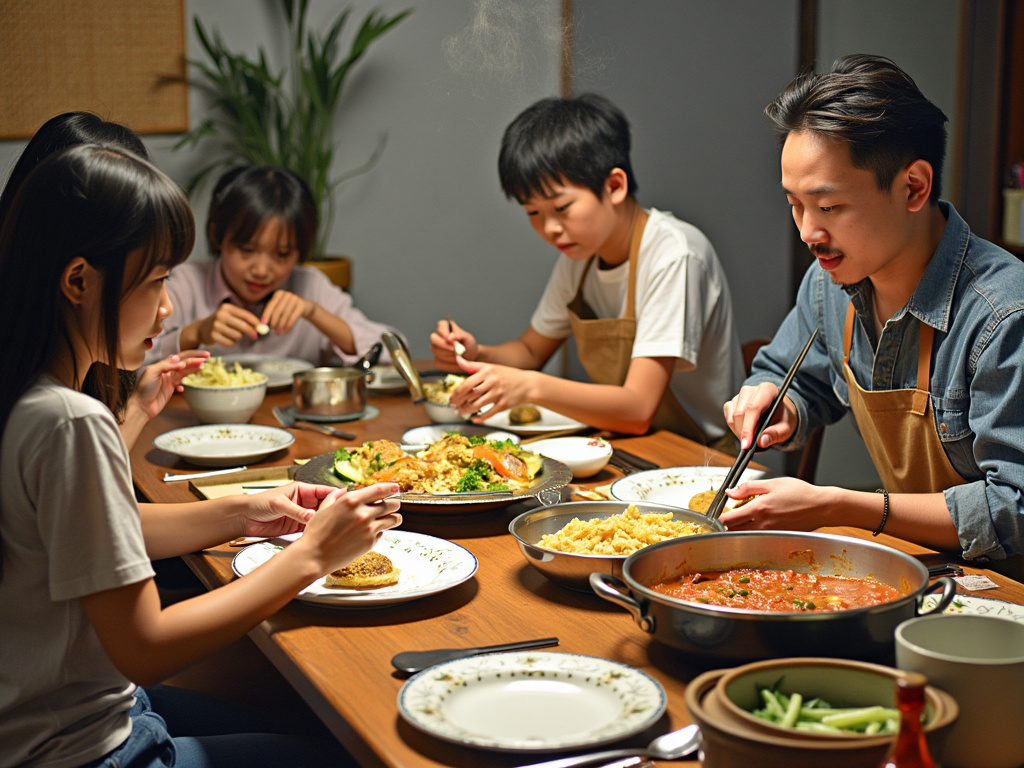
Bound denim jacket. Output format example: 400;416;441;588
748;202;1024;561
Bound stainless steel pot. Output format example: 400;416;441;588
509;500;724;592
590;531;956;663
292;367;366;418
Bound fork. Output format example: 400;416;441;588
272;406;356;440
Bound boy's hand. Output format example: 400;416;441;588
194;303;264;346
430;318;477;371
261;289;314;335
449;359;535;422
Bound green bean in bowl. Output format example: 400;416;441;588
750;682;899;735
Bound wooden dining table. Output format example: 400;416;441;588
131;383;1024;768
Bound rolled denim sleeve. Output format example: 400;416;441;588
946;307;1024;559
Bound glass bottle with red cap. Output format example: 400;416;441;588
878;672;939;768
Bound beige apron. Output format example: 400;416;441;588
842;305;1022;578
566;212;733;453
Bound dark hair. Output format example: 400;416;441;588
764;54;948;202
498;93;637;204
0;111;149;224
0;112;153;406
207;166;318;263
0;144;194;441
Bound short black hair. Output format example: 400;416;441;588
207;166;318;262
498;93;637;203
765;54;948;202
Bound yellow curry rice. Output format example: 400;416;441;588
538;504;707;556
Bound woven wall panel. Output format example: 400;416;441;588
0;0;188;139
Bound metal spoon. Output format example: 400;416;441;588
516;725;701;768
271;405;356;440
391;637;559;675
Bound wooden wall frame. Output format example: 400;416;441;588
0;0;188;139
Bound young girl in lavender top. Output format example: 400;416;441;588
146;165;399;367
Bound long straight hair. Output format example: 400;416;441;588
0;145;194;576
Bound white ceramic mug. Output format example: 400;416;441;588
895;614;1024;768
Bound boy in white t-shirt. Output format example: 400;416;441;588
431;94;743;447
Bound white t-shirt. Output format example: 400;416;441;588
530;208;743;439
0;377;154;768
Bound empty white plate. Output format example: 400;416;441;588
398;651;665;752
153;424;294;467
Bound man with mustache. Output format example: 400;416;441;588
720;54;1024;575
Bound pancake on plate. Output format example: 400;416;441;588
325;551;400;589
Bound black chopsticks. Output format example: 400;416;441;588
609;449;659;475
705;329;819;521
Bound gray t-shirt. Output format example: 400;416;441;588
0;376;154;768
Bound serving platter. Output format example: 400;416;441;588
219;354;313;389
231;530;477;608
483;405;589;435
610;465;767;511
295;449;572;512
153;424;294;467
397;651;666;752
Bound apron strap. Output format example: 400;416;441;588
624;212;645;321
843;303;856;364
844;303;934;416
912;323;934;416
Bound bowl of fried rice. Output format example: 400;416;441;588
509;500;723;591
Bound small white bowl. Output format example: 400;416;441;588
181;377;267;424
522;436;612;478
423;399;471;424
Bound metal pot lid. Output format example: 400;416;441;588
381;332;424;403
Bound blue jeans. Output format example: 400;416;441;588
80;686;353;768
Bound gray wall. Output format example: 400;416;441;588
811;0;961;489
0;0;967;489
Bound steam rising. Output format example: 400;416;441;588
442;0;564;86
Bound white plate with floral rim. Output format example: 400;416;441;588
919;593;1024;624
231;530;478;608
483;405;589;435
398;651;666;752
153;424;295;467
219;354;314;389
610;465;767;512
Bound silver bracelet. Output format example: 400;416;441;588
872;488;890;537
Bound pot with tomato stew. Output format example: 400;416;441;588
591;531;956;663
651;568;904;612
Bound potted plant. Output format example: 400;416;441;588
175;0;410;276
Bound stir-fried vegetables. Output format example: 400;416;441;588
331;433;542;493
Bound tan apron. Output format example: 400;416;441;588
567;212;733;453
842;304;1022;578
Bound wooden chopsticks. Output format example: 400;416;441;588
705;329;819;521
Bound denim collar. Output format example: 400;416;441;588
843;201;967;334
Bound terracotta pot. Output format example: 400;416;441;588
309;256;351;290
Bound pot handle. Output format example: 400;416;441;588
589;572;655;633
916;575;957;615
